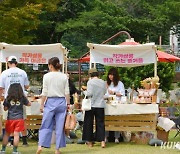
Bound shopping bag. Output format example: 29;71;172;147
81;95;91;111
65;113;77;130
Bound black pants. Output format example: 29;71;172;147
82;107;105;142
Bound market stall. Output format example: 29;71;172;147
0;42;68;73
87;41;159;137
0;42;68;120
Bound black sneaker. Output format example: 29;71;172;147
65;136;74;144
22;143;29;147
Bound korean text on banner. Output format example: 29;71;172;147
87;43;156;67
0;43;67;64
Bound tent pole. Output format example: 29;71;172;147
78;61;81;91
154;49;157;77
90;62;92;69
5;62;8;70
154;61;157;77
65;55;68;74
94;62;96;68
62;51;65;73
0;62;2;74
62;60;64;73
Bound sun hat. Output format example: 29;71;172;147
88;68;98;74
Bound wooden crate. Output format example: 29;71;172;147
105;114;157;133
159;107;169;117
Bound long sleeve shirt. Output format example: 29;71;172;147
87;77;106;108
41;72;69;97
106;81;125;101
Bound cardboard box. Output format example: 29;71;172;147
157;130;169;142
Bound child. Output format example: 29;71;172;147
0;83;31;154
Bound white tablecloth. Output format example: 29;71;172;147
0;99;41;120
26;99;41;115
105;103;159;115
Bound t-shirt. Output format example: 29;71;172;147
0;67;29;98
3;97;29;120
41;72;69;97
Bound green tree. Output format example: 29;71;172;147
0;0;59;44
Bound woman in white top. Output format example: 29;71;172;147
36;57;70;154
105;67;125;143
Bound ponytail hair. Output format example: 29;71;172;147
48;57;61;70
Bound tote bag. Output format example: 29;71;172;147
81;95;91;111
65;113;77;130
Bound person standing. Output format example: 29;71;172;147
105;67;125;143
36;57;70;154
67;74;78;105
65;74;78;144
0;56;30;146
0;83;31;154
82;68;106;148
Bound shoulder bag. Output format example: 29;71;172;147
81;94;91;111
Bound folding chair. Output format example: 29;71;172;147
26;115;42;140
173;117;180;138
167;107;180;138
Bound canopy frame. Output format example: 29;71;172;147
0;43;68;74
87;43;158;77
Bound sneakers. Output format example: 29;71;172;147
22;143;29;147
65;136;74;144
77;139;86;144
12;152;21;154
7;142;13;147
0;151;21;154
115;138;119;143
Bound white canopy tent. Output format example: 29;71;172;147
87;42;157;76
0;42;68;73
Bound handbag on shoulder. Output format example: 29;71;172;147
81;94;91;111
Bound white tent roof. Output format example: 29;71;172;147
87;43;157;67
0;43;68;64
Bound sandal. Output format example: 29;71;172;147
101;141;106;148
86;142;93;147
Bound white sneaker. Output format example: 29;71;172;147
105;137;108;143
12;152;21;154
115;138;119;143
7;142;13;147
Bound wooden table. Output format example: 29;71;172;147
105;104;158;137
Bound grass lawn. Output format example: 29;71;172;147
3;130;180;154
